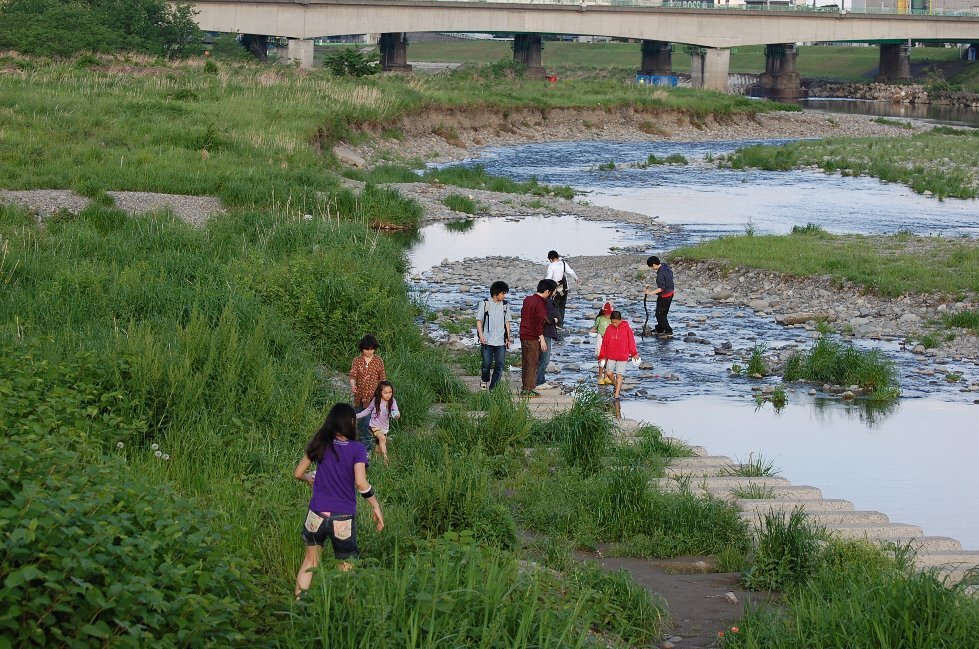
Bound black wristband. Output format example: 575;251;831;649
359;487;375;499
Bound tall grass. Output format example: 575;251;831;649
741;508;824;592
727;539;979;648
783;332;899;400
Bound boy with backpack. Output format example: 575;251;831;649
475;281;512;390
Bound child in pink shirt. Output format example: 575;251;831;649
355;381;399;463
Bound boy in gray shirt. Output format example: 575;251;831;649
475;281;512;390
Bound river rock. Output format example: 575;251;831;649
333;145;367;168
775;312;835;326
841;390;856;400
547;362;559;373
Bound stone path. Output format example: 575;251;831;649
0;189;224;226
658;452;979;587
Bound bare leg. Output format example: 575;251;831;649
295;545;322;597
375;431;389;464
613;372;623;399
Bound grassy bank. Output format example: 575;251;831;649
723;128;979;199
5;54;977;647
674;227;979;297
406;41;965;82
0;56;771;645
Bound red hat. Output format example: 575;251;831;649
601;302;613;315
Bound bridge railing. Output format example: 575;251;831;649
413;0;979;17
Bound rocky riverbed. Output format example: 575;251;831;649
416;252;979;383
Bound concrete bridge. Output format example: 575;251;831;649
187;0;979;94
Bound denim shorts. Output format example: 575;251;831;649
301;510;359;559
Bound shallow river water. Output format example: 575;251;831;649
408;131;979;549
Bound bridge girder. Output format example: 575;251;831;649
185;0;979;48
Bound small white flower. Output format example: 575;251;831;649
303;214;313;221
151;443;159;451
162;454;170;461
155;450;162;458
116;442;124;449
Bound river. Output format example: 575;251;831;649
406;122;979;549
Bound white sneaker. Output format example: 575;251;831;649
480;382;488;390
536;382;553;390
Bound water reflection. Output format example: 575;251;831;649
802;98;979;128
809;396;900;429
622;396;979;549
408;214;651;272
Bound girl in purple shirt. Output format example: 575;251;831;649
293;403;384;598
355;381;399;465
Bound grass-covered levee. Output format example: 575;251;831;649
2;55;978;648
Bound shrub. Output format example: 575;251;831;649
322;46;379;77
747;344;768;376
0;348;256;647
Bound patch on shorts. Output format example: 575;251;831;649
304;510;325;533
333;518;353;540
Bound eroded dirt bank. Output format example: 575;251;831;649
352;107;927;165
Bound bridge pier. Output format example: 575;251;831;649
241;34;269;63
691;47;730;93
754;43;805;99
379;32;412;73
640;40;672;75
513;34;547;79
876;43;912;83
287;38;315;69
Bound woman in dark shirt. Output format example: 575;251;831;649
293;403;384;597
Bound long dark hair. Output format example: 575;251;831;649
306;403;357;463
372;381;395;415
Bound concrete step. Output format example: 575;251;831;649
669;456;736;466
913;551;979;573
665;464;741;478
654;476;790;492
736;498;856;514
741;510;890;528
710;485;825;501
830;522;925;541
874;536;963;553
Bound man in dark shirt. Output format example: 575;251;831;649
519;279;556;397
644;256;675;338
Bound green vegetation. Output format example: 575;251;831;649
346;162;577;199
783;331;899;400
726;539;979;648
747;344;768;376
721;454;779;478
741;509;824;592
322;46;379;77
641;153;689;166
944;308;979;333
723;130;979;199
406;42;962;82
442;193;480;214
0;0;201;58
674;229;979;297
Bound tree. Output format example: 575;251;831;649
0;0;203;58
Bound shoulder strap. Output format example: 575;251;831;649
483;299;490;332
